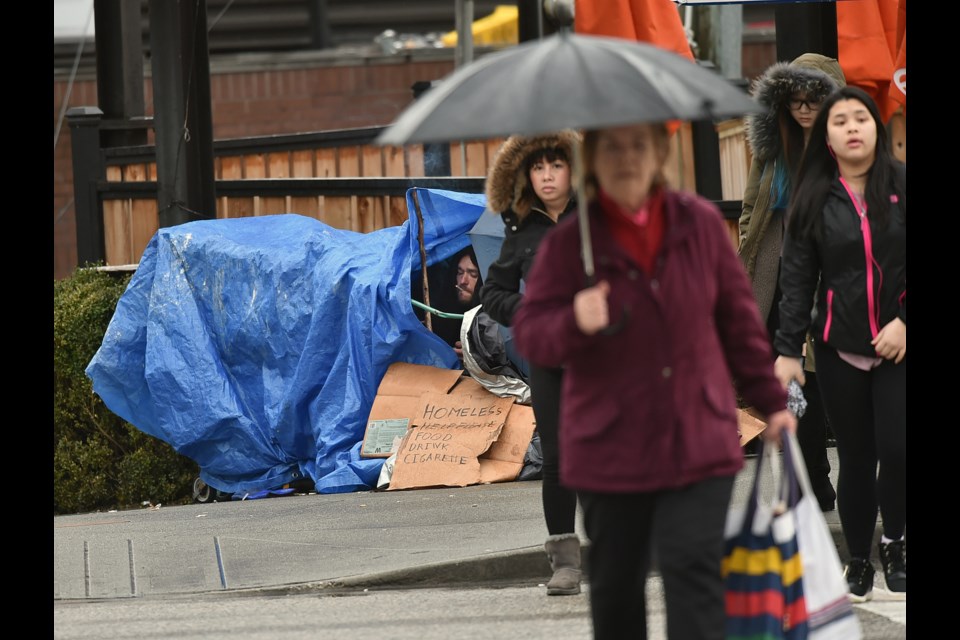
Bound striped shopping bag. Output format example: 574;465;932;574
723;440;809;640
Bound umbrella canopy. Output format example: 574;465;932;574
376;31;761;146
466;208;504;283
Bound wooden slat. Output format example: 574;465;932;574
267;151;291;178
338;146;360;177
122;163;147;182
717;119;749;201
464;141;487;176
148;163;157;181
130;199;159;262
448;142;464;176
383;145;406;177
321;196;352;229
220;156;243;179
106;166;122;181
258;196;287;216
289;196;320;219
361;146;384;177
290;150;315;177
356;196;381;233
388;195;408;227
223;197;255;218
486;138;505;167
316;148;337;177
103;199;131;266
244;153;267;179
664;123;697;192
406;145;425;178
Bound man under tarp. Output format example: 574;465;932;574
86;188;486;495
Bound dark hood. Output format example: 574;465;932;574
485;129;580;221
745;53;846;162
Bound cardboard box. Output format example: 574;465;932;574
362;362;536;490
360;363;462;458
738;407;767;447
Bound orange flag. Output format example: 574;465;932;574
837;0;905;121
575;0;694;62
575;0;692;134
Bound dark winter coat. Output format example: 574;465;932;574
480;130;580;326
739;54;846;325
512;191;787;493
775;169;907;359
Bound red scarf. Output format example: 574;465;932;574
598;187;666;276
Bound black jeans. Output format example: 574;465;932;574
814;341;906;558
578;476;735;640
530;364;577;535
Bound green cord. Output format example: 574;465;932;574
411;299;465;320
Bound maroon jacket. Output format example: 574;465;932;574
512;191;787;493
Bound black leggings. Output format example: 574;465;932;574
813;342;906;558
579;476;735;640
530;364;577;535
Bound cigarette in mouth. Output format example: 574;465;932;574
455;285;468;292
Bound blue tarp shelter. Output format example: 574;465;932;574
86;188;487;495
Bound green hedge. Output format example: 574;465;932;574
53;267;198;514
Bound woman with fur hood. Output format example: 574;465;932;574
480;130;582;595
739;53;845;512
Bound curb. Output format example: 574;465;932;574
222;519;867;599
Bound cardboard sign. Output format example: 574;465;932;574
738;408;767;447
361;363;463;458
387;391;515;490
479;402;536;484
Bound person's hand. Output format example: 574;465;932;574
454;340;464;360
761;408;798;444
774;355;805;389
872;317;906;363
573;281;611;335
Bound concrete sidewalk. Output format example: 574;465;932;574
54;449;863;601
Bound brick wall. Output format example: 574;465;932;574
53;40;778;280
53;56;458;280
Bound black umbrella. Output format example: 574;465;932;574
377;31;762;280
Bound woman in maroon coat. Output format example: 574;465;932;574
512;122;797;640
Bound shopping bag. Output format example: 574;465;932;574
723;440;809;640
784;432;863;640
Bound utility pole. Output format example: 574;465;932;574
148;0;217;226
775;2;838;61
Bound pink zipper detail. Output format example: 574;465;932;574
824;289;833;342
839;178;881;339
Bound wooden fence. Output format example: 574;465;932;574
95;121;748;267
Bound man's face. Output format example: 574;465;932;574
456;254;479;304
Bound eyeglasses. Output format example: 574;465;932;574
789;98;821;111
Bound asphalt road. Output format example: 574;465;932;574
53;575;905;640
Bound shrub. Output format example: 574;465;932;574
53;267;197;514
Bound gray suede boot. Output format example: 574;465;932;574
544;533;582;595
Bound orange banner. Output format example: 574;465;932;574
837;0;906;121
575;0;694;62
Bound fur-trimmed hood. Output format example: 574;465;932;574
745;53;846;162
485;129;581;219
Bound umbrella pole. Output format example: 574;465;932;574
411;189;432;332
573;141;595;284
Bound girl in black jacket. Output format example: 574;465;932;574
480;130;581;595
774;86;906;603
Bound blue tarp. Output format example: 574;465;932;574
86;188;487;495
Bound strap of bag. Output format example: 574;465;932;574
782;429;815;505
742;440;792;529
